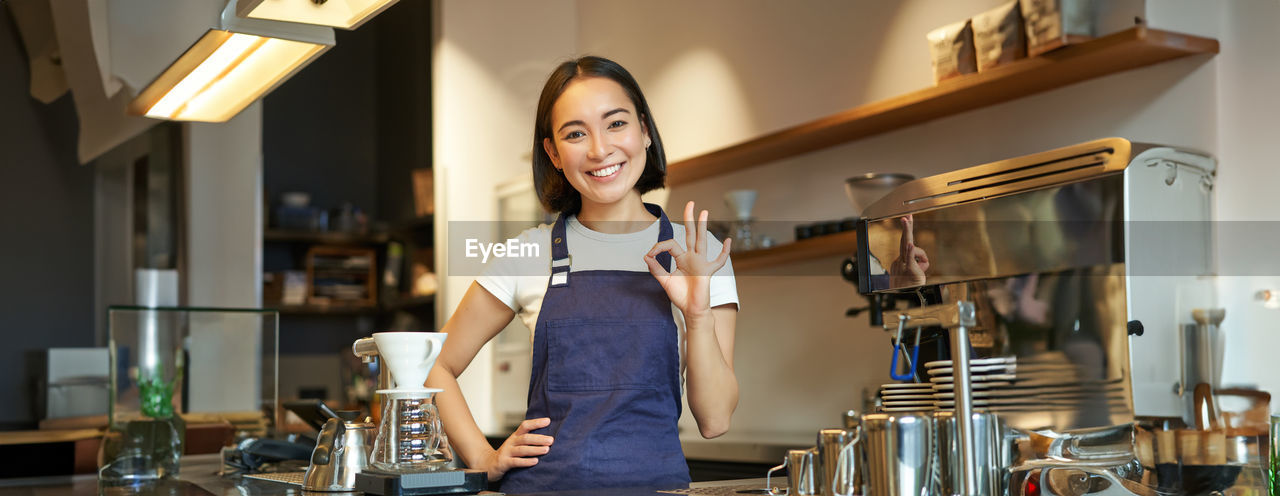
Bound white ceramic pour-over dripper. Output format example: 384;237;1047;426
372;332;447;391
724;189;758;221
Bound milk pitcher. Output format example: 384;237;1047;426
932;410;1007;496
862;412;934;496
768;448;820;496
818;428;860;496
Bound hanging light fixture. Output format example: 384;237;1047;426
235;0;399;30
128;1;335;123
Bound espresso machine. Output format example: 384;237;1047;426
844;138;1269;496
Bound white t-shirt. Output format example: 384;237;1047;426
475;215;739;361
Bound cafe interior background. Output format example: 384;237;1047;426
2;0;1278;476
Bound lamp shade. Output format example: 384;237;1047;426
236;0;398;30
127;29;329;122
127;1;334;123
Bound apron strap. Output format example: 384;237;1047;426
547;203;674;288
549;214;571;287
646;203;674;273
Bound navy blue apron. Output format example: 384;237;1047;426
498;203;690;493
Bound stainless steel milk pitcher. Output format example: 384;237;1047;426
862;412;934;496
933;410;1007;496
818;428;860;496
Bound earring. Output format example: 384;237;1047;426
645;137;652;148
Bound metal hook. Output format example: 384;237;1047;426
889;314;920;381
766;457;789;495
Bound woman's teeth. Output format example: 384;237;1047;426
588;164;622;177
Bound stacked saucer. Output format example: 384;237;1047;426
879;382;937;412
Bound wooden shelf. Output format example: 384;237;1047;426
0;428;103;446
265;229;389;245
270;295;434;316
666;27;1219;186
381;294;435;313
274;304;379;316
390;215;434;232
733;230;858;272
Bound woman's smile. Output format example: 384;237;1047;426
586;162;624;180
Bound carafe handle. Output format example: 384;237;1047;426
420;335;446;382
421;338;437;371
832;427;861;496
798;449;816;495
766;457;788;495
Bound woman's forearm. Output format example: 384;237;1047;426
428;362;496;470
424;282;517;472
683;306;738;438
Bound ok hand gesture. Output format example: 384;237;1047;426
644;201;732;323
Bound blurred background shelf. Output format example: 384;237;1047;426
264;229;389;245
273;304;380;316
270;294;434;316
390;215;434;233
381;294;435;313
733;230;858;271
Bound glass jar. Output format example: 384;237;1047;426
99;306;278;484
99;307;186;482
371;389;452;473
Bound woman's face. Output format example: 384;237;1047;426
543;77;651;210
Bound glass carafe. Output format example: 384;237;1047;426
371;390;452;473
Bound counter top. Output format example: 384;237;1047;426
483;430;813;464
0;455;775;496
679;430;813;465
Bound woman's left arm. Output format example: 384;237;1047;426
645;201;739;439
683;304;738;438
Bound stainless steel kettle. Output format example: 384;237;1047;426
304;413;375;491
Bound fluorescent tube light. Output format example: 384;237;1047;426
129;30;328;122
236;0;398;30
128;1;334;123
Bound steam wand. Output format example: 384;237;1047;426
884;301;979;496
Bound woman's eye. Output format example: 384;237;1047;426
563;130;585;140
608;120;628;129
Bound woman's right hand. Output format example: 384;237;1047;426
483;417;554;481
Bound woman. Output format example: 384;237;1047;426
426;55;740;492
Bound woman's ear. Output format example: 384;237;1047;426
642;121;652;149
542;137;561;170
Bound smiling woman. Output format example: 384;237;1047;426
425;56;740;493
531;57;668;219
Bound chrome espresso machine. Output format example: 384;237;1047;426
843;138;1267;496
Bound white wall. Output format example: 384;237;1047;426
186;103;263;308
1212;1;1280;407
184;102;265;413
433;0;578;433
435;0;1280;441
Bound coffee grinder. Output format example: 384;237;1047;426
353;332;486;496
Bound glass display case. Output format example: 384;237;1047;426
100;306;278;482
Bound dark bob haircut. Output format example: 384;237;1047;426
532;56;666;214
